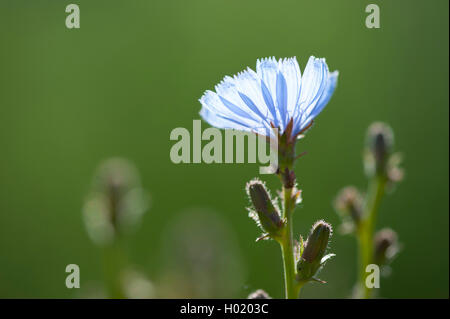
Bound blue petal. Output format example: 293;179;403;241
233;68;274;127
257;57;281;127
293;57;329;134
199;90;260;129
276;71;288;125
299;57;328;113
199;107;249;131
298;71;338;132
313;71;339;116
238;92;266;123
278;57;301;122
260;80;278;127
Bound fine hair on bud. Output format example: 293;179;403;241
246;178;283;239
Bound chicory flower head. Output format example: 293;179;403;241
199;56;338;138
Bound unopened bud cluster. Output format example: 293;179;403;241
245;125;335;297
246;182;334;286
334;122;402;296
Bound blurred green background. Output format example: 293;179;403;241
0;0;448;298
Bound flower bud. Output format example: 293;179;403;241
248;289;271;299
334;186;363;224
365;122;394;178
302;221;332;263
83;158;149;245
374;228;399;266
246;179;284;239
297;220;333;282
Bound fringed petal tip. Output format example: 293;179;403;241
199;56;338;138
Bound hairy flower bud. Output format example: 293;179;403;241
297;221;334;282
246;179;284;239
374;228;399;266
365;122;394;178
334;186;363;224
302;221;332;263
248;289;271;299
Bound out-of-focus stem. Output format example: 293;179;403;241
101;240;127;298
357;175;386;299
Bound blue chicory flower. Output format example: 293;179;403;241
199;56;338;138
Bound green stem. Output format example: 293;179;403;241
280;186;301;299
101;240;127;298
357;175;386;298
